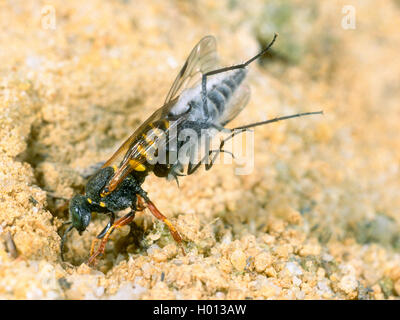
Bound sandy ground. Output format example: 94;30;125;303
0;0;399;299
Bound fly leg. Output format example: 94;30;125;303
88;211;136;266
137;193;185;255
186;137;235;175
197;109;324;173
205;126;256;171
205;139;235;171
187;160;204;175
201;34;277;115
186;149;231;175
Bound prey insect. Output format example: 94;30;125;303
61;34;322;265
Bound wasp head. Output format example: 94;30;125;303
60;195;92;261
69;195;92;233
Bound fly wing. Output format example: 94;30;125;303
164;36;219;104
219;84;251;126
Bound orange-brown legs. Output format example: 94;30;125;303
88;194;184;266
138;195;185;255
88;211;135;266
89;212;116;260
90;238;99;257
136;196;147;211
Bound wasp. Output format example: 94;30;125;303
61;34;322;265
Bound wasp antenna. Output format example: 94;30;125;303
232;111;323;131
60;224;74;261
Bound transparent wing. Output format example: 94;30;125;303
101;98;186;194
164;35;219;104
219;84;251;126
100;36;220;195
101;100;175;169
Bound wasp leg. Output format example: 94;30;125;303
137;194;185;255
90;213;116;258
201;34;277;116
90;238;99;258
137;196;146;211
88;211;136;266
96;212;116;239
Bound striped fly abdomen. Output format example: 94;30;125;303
193;68;248;125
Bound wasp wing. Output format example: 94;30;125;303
103;83;250;176
164;35;219;104
101;100;175;169
101;36;221;195
100;98;184;194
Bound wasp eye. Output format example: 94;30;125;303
69;195;91;232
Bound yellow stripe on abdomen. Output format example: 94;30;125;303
129;159;146;172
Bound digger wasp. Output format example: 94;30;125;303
60;34;322;265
